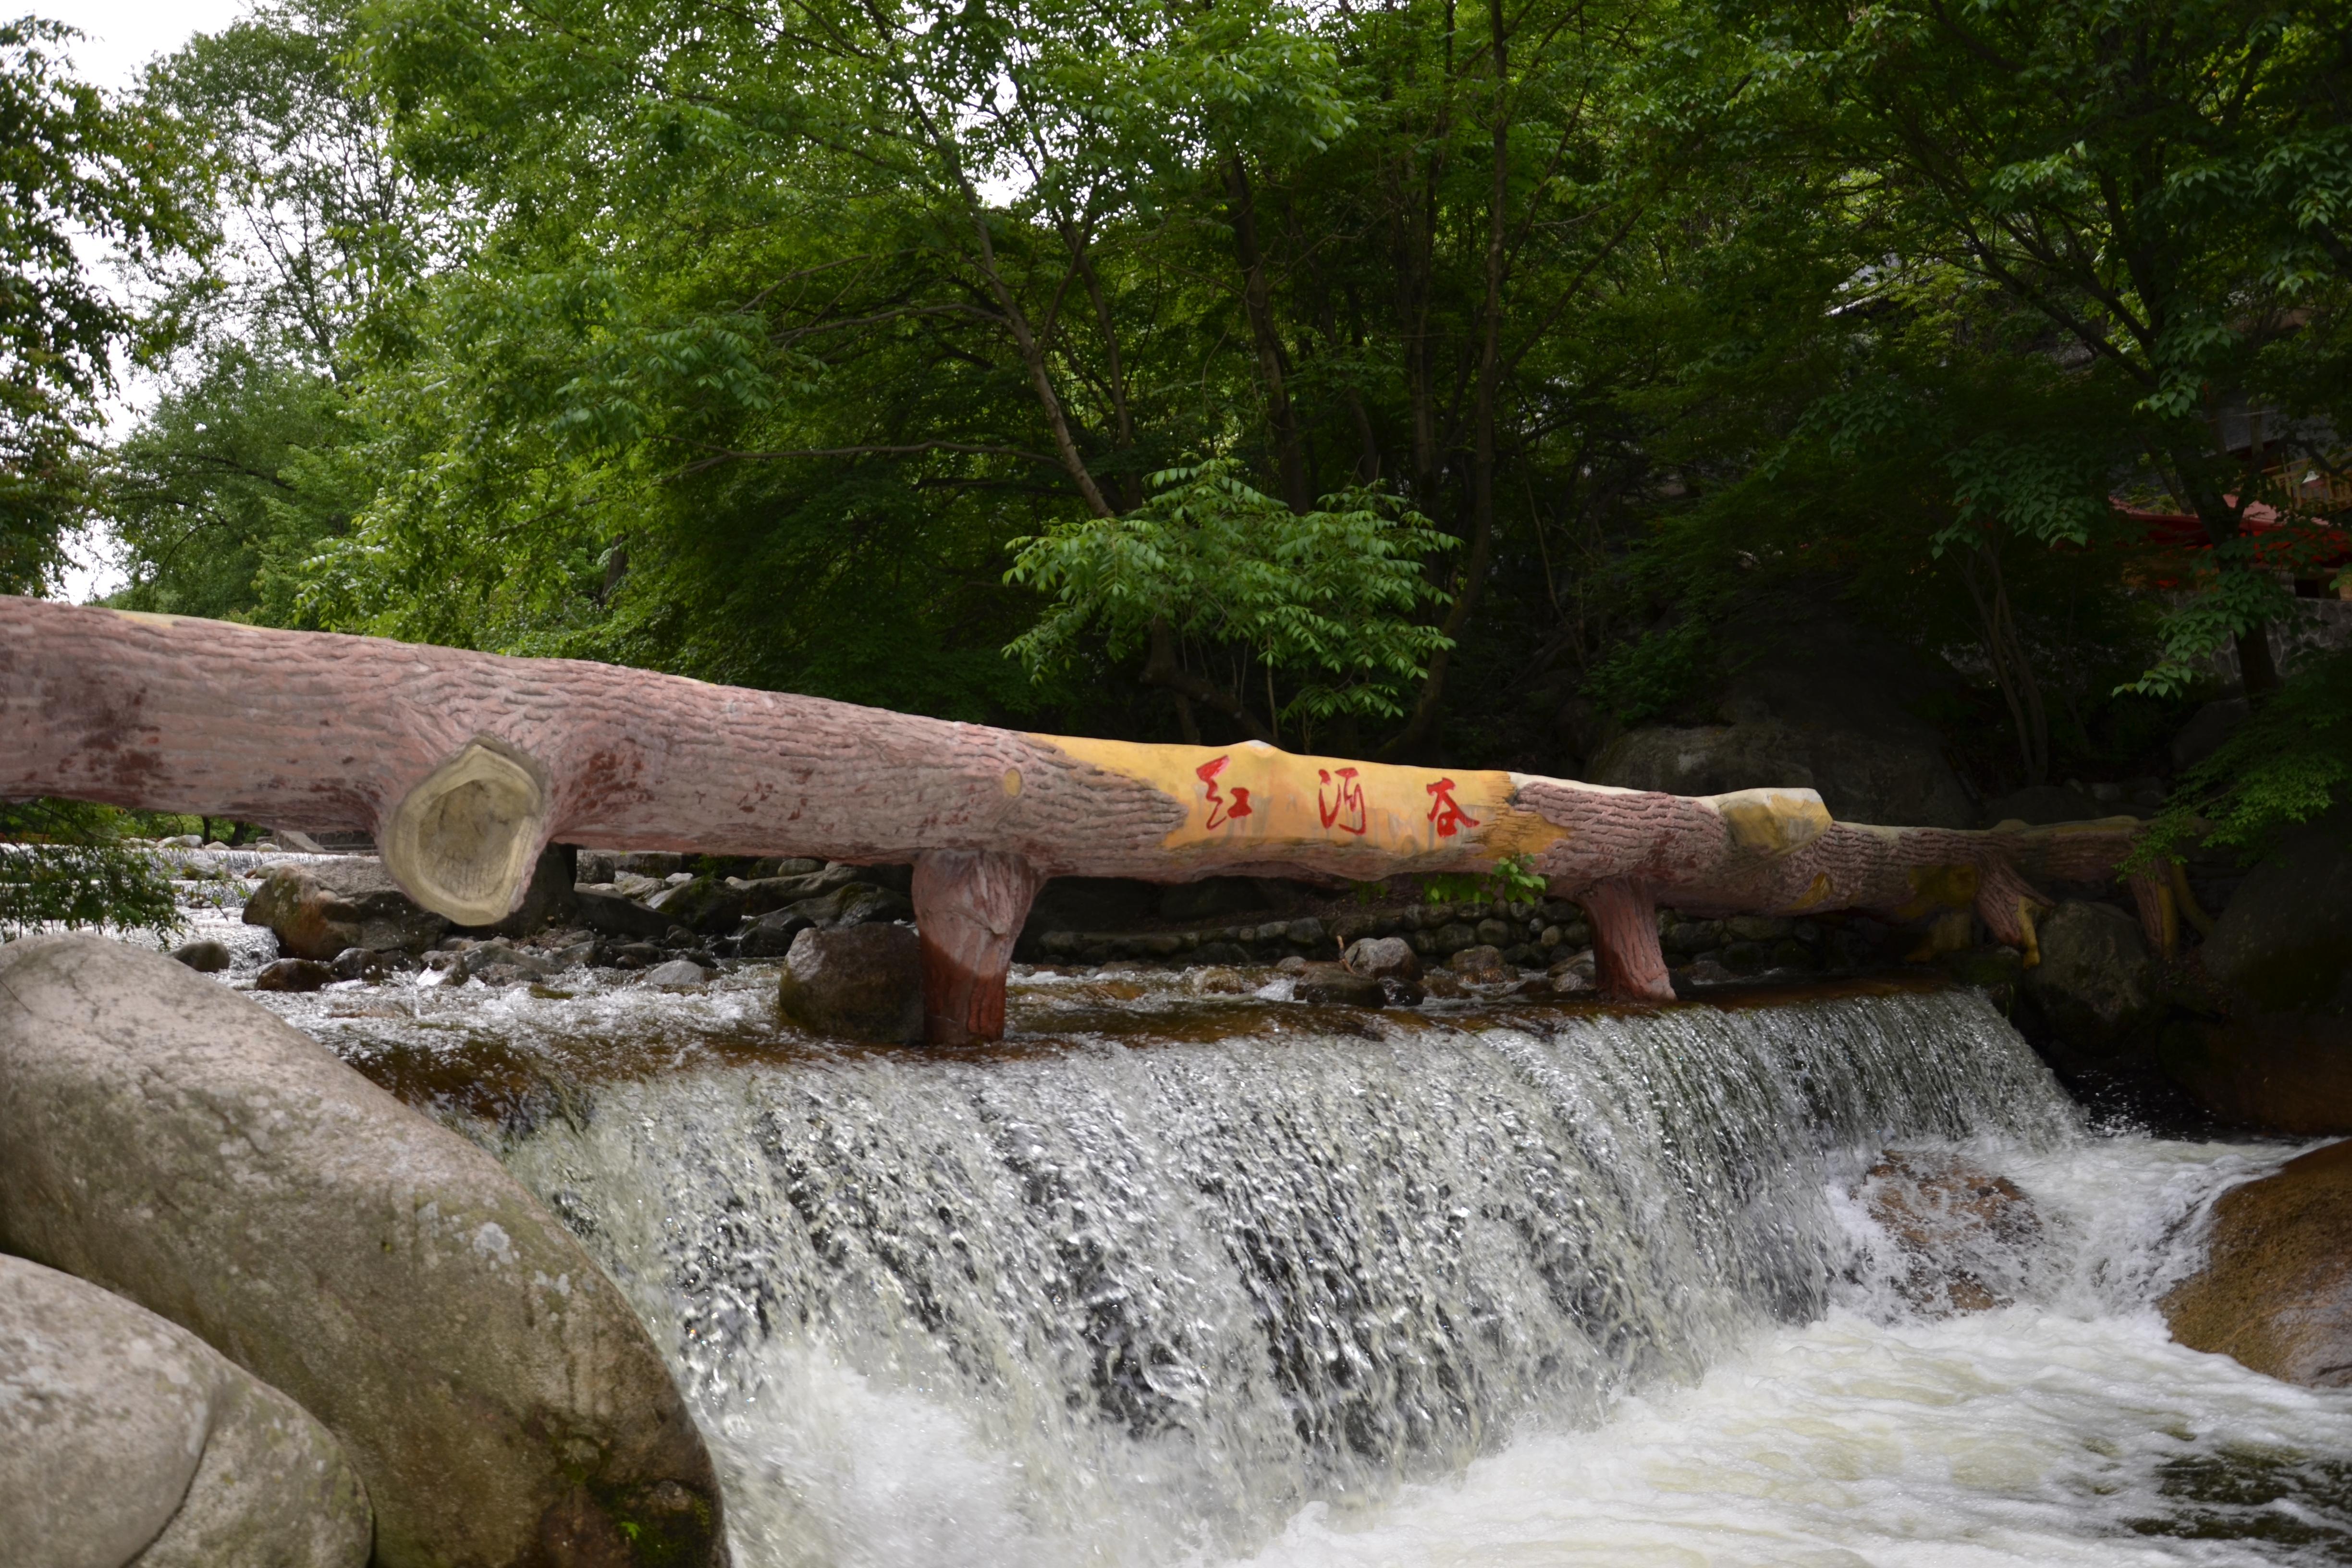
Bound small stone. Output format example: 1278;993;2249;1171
1475;917;1514;948
170;939;232;973
641;958;711;988
1433;921;1479;955
1192;941;1251;966
1291;963;1385;1007
1548;949;1597;993
1275;955;1310;974
329;947;388;983
1342;936;1420;981
1421;970;1469;999
1448;945;1510;984
1284;917;1326;947
255;958;334;993
1185;967;1251;995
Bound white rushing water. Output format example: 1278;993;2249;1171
248;960;2318;1568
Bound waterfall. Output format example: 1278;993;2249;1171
491;989;2086;1567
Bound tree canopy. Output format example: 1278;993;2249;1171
37;0;2352;852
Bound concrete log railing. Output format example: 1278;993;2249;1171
0;597;2163;1040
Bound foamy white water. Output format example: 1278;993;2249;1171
203;917;2349;1568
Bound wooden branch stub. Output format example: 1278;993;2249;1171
912;850;1045;1045
380;737;551;926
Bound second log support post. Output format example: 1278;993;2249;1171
911;850;1047;1045
1580;878;1674;1004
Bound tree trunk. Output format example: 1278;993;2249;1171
1225;154;1311;514
1;597;2147;1039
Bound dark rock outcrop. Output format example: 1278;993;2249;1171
2162;810;2352;1133
776;924;924;1043
243;859;449;960
0;935;728;1568
2164;1139;2352;1386
0;1252;371;1568
2023;900;2161;1048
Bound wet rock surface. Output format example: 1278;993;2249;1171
2165;1139;2352;1387
0;935;728;1568
243;858;449;960
2023;900;2161;1047
1856;1151;2042;1315
775;923;925;1044
0;1252;371;1568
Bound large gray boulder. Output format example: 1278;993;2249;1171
0;1252;370;1568
776;923;924;1042
0;935;727;1568
2023;900;2161;1049
243;858;448;960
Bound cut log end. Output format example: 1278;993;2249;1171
380;737;551;927
912;850;1045;1045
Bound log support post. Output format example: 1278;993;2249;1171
2129;868;2179;959
1580;878;1674;1004
911;850;1046;1045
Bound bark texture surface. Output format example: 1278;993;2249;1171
0;597;2146;1009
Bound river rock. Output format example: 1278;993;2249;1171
575;886;673;942
1449;944;1511;984
1343;935;1420;981
1291;963;1385;1007
642;957;711;988
2163;1139;2352;1386
255;956;335;993
168;938;231;973
0;1253;371;1568
776;924;923;1043
0;934;728;1568
1858;1151;2041;1314
2022;900;2160;1048
645;874;747;936
243;858;449;960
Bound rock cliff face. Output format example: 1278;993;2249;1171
0;935;728;1568
2165;1139;2352;1387
2160;810;2352;1135
0;1253;370;1568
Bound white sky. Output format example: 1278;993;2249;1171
42;0;255;600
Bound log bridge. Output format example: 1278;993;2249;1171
0;596;2171;1042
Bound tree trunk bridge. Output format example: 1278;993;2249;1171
0;598;2164;1041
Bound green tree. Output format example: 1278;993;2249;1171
0;15;193;593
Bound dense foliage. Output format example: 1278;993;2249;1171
20;0;2352;856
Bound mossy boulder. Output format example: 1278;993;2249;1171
2164;1139;2352;1387
0;935;728;1568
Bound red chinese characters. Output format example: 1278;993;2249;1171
1197;755;1254;830
1425;776;1480;838
1317;766;1369;835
